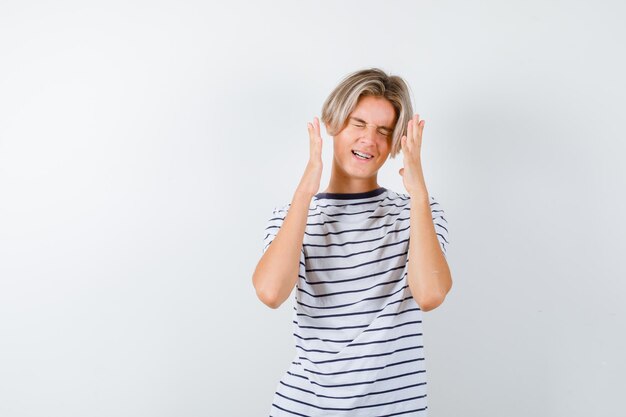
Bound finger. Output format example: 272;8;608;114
308;126;314;154
416;120;423;146
413;114;420;142
406;120;414;149
308;122;318;147
309;117;318;139
314;117;321;138
401;134;410;155
308;120;322;156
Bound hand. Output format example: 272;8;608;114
296;116;323;197
399;114;428;198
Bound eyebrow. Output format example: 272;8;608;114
350;117;393;132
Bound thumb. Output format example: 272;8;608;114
399;168;404;177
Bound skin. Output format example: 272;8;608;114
303;95;452;311
320;95;395;194
399;114;453;311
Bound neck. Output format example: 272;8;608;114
322;160;380;194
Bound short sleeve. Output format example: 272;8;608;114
262;203;290;254
429;195;449;258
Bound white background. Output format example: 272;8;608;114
1;1;624;416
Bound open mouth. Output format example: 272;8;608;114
352;150;373;160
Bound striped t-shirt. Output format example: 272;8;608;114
262;186;449;417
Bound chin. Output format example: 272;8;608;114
347;166;380;179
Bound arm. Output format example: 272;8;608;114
406;195;452;311
399;114;453;312
252;190;314;309
252;117;324;309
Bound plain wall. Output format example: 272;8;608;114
0;0;624;416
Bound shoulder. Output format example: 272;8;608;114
386;188;411;205
387;188;442;209
266;202;291;223
273;202;291;214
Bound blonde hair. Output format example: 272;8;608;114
321;68;413;159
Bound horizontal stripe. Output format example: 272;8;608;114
297;275;404;297
293;320;422;343
346;332;422;348
293;321;369;331
296;284;407;310
264;211;409;234
315;187;387;200
301;264;405;286
303;226;409;248
293;306;420;330
302;217;411;237
279;379;426;400
306;251;408;273
294;333;421;354
295;296;413;319
265;190;448;415
306;238;409;260
275;390;426;412
265;204;443;233
298;345;423;365
291;358;424;377
270;403;309;417
377;307;421;319
319;207;409;222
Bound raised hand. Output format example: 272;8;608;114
399;114;428;198
296;116;323;197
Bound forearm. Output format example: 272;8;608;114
252;190;313;309
406;194;452;311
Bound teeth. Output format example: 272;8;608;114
353;150;373;159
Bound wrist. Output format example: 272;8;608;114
408;191;429;204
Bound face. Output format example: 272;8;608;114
332;95;396;180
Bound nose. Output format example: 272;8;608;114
359;125;378;143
